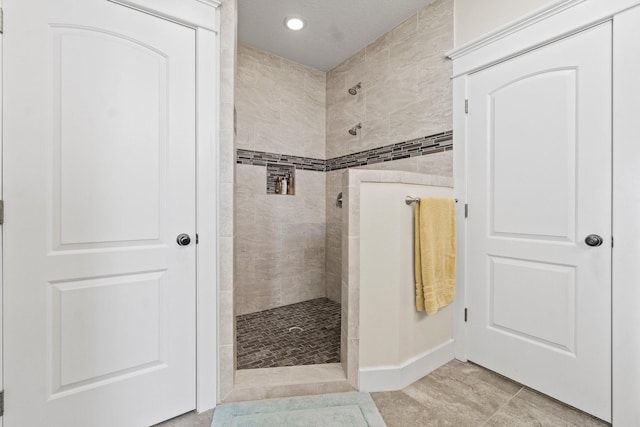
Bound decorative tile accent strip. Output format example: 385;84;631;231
236;130;453;172
326;130;453;171
236;149;326;171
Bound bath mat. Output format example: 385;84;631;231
211;392;387;427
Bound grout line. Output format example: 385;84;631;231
481;386;525;427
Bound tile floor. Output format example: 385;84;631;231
155;360;609;427
371;360;608;426
236;298;341;369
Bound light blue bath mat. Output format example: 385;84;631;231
211;392;387;427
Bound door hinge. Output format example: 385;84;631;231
465;99;469;114
464;203;468;218
0;8;4;34
0;390;4;416
0;200;4;224
611;236;614;248
464;308;468;322
196;233;199;244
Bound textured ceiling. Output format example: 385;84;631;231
238;0;434;72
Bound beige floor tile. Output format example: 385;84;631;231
485;388;609;427
401;360;523;425
372;390;446;427
153;409;214;427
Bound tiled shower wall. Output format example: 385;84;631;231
326;0;454;303
219;0;237;400
235;44;327;315
234;0;453;314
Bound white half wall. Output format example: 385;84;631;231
358;179;454;391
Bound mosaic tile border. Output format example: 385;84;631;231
236;150;326;172
236;130;453;172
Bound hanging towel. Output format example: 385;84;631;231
415;197;456;315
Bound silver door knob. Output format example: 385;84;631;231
176;233;191;246
585;234;603;247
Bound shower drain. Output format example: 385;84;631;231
288;326;304;333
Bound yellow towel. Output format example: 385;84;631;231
415;197;456;314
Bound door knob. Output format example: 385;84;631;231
176;233;191;246
585;234;603;247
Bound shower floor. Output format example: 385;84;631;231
236;297;341;370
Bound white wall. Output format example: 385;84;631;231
454;0;556;46
358;182;454;390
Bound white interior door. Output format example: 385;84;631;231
466;23;611;421
3;0;197;425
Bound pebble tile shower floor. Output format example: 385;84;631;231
236;297;341;369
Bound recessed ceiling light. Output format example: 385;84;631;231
284;17;305;31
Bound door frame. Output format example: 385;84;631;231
1;0;222;415
448;0;640;424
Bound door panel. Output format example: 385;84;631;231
52;271;166;392
489;257;576;352
4;0;196;425
490;70;576;240
53;26;166;247
467;23;611;421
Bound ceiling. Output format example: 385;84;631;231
238;0;434;72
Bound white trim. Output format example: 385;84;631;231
612;5;640;425
359;340;454;392
108;0;220;32
197;0;221;7
0;25;4;427
447;0;585;60
452;76;467;362
447;0;640;77
195;24;220;411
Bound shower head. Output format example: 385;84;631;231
348;82;361;96
348;123;362;136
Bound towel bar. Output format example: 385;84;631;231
406;196;458;205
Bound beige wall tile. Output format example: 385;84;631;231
219;0;236;401
325;170;344;304
235;44;328;315
220;237;234;291
219;344;235;400
416;151;454;177
418;0;453;36
326;0;453;160
235;366;293;388
219;290;234;346
234;166;327;314
236;44;326;160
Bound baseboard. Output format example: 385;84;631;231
358;339;455;392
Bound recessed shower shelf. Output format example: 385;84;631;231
266;163;295;195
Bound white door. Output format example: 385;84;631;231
466;23;611;421
4;0;197;425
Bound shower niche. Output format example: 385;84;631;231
266;163;295;195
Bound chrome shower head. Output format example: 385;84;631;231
348;82;361;95
348;123;362;136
